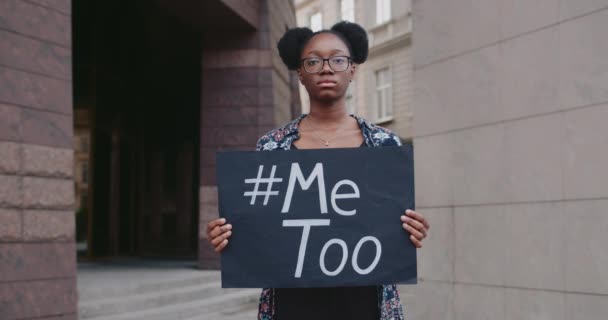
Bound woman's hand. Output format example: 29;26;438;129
206;218;232;253
401;209;429;248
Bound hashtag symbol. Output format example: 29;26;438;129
244;165;283;205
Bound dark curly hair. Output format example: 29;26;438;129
277;21;369;70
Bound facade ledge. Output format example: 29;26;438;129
369;32;411;58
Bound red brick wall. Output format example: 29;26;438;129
0;0;77;319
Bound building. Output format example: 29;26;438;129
405;1;608;318
294;0;414;140
0;0;298;318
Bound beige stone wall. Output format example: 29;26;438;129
403;1;608;319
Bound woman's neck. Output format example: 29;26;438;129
307;100;350;126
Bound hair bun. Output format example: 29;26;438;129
277;27;314;70
331;21;368;64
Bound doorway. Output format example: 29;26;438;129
73;0;201;259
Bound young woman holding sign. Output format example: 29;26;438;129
206;21;430;320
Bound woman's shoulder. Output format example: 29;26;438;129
255;116;303;151
353;115;403;147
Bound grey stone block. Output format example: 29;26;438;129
563;103;608;199
0;141;20;174
566;292;608;320
22;176;73;209
454;283;505;320
505;288;565;320
559;0;608;21
559;9;608;110
413;0;501;68
500;27;560;120
503;202;565;291
22;144;73;178
564;200;608;295
454;205;506;286
23;209;74;241
500;0;559;39
413;134;453;207
399;280;453;320
503;114;563;202
452;124;509;205
0;208;21;240
0;174;22;207
417;207;453;282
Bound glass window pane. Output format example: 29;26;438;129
377;92;383;119
376;0;391;24
310;12;322;32
341;0;355;22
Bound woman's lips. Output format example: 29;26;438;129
317;81;337;88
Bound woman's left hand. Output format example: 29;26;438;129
401;209;430;248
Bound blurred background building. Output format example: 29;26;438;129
294;0;414;140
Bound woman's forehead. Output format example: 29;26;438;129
302;33;349;57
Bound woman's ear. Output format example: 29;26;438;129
350;64;357;81
297;69;304;83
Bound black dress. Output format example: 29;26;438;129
277;142;381;320
274;286;380;319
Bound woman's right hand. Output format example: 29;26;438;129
206;218;232;253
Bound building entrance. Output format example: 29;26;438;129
73;0;201;259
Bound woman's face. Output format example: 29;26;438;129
298;32;355;103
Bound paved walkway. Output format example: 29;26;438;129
77;259;259;320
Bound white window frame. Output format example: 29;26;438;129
345;80;356;115
310;11;323;32
376;0;391;25
340;0;355;22
374;67;393;123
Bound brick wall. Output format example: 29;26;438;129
0;0;77;319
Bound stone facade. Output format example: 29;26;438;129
402;1;608;319
0;0;77;319
197;0;299;268
1;0;299;317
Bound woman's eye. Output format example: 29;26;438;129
307;59;320;66
332;58;346;64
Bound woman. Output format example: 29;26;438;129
206;21;430;320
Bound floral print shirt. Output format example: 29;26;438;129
255;114;406;320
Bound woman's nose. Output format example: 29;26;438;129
319;60;334;74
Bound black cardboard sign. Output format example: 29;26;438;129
216;146;416;288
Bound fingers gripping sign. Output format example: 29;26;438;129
207;218;233;253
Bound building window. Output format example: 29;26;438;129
340;0;355;22
80;192;88;209
81;161;89;184
81;135;89;152
375;67;392;121
310;12;323;32
376;0;391;25
345;80;356;114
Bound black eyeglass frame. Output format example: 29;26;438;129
300;56;352;74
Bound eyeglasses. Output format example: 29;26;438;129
300;56;351;74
